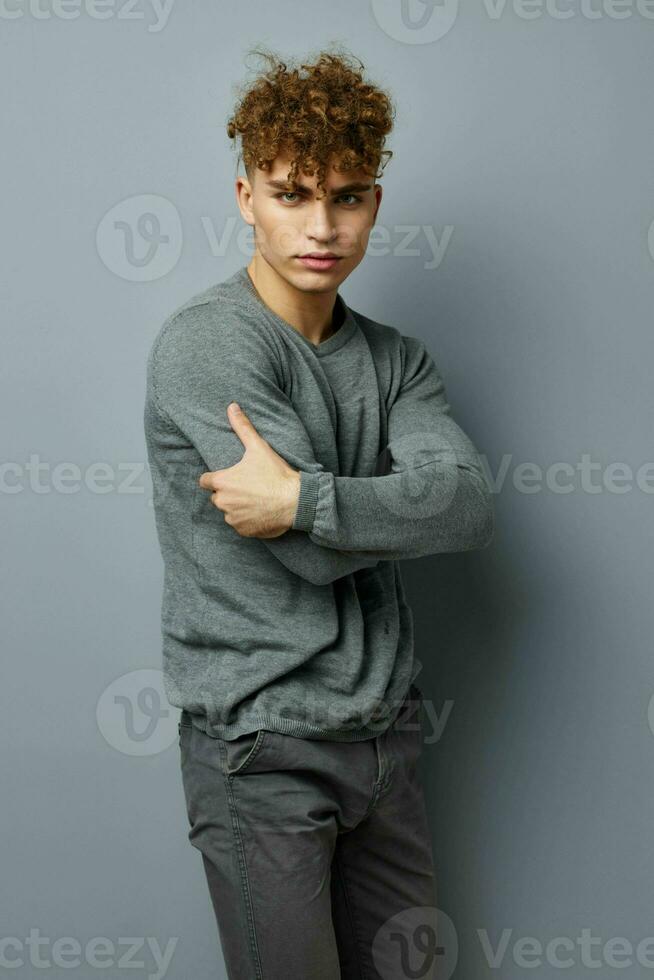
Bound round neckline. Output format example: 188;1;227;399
234;264;358;357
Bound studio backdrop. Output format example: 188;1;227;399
2;2;653;978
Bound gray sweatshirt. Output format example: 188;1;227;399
143;264;494;740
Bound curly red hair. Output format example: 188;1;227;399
226;46;396;199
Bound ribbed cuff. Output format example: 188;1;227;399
292;470;320;532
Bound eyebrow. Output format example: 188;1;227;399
265;179;373;195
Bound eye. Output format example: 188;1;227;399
274;191;363;205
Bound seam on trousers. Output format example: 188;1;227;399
220;762;264;980
333;850;369;980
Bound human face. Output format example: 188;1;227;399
236;150;383;294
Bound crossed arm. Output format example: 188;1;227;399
149;307;494;585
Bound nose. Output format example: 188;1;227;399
305;200;338;243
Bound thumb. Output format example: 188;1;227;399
227;401;260;449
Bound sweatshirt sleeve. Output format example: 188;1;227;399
291;334;495;558
148;305;382;586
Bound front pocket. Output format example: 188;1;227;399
178;719;192;767
221;729;268;776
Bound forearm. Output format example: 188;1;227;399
258;469;383;585
292;459;495;559
262;532;381;586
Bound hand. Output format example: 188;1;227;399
198;401;301;538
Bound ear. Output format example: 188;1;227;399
235;174;255;226
373;182;383;222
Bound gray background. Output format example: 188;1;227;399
2;2;653;978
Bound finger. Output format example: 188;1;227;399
227;401;260;449
198;470;226;490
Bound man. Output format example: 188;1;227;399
144;48;494;980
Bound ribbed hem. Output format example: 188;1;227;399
180;679;422;743
291;469;320;532
185;707;400;742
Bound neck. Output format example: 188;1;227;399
246;254;341;346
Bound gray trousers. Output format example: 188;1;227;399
178;683;438;980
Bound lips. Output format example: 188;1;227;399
297;255;341;271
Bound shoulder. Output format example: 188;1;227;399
349;306;402;350
349;306;433;379
148;274;283;376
